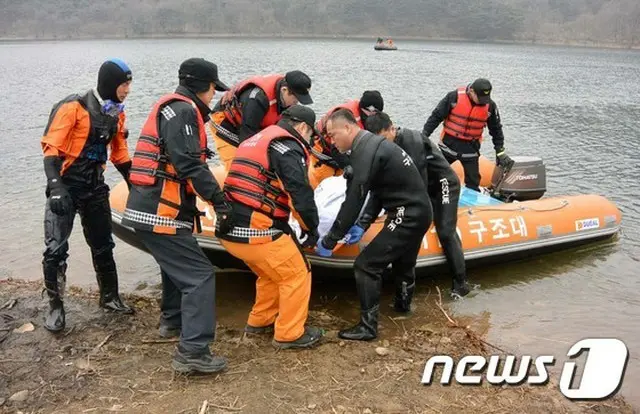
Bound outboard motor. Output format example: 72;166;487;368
490;156;546;202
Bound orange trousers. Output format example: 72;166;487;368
220;234;312;342
209;113;237;171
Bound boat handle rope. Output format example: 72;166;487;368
368;199;571;224
458;199;570;217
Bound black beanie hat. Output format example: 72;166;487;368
97;58;132;103
359;90;384;112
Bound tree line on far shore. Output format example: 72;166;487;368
2;0;638;47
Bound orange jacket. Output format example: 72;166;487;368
41;91;129;175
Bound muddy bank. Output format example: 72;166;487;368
0;278;632;414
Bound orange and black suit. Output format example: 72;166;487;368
217;120;320;344
41;86;134;332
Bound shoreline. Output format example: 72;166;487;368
0;277;635;413
1;32;638;51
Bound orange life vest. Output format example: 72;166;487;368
224;125;309;221
313;99;364;157
129;93;208;188
316;99;364;136
219;74;283;131
442;87;489;141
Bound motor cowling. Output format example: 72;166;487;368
490;156;546;201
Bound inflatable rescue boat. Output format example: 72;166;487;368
109;155;621;270
374;38;397;51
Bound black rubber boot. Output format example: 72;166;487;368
172;345;227;374
338;305;379;341
393;281;415;313
339;268;382;341
43;263;66;333
452;277;471;299
44;295;66;332
159;323;181;339
97;271;134;314
272;326;324;349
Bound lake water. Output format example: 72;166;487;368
0;37;638;406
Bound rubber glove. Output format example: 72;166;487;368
496;148;514;168
44;156;72;216
48;179;72;216
214;203;235;235
345;224;365;245
299;229;319;249
315;238;334;257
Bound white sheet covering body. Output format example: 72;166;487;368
288;176;503;246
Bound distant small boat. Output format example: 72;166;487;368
374;38;397;51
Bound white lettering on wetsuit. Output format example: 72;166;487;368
387;206;405;231
401;150;413;167
440;178;450;204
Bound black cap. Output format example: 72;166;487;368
282;104;316;130
359;90;384;112
470;78;492;104
284;70;313;105
178;58;229;92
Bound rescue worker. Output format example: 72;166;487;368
365;112;472;298
121;58;234;374
41;58;135;333
309;90;385;188
422;78;513;192
209;70;313;170
217;105;324;350
315;109;433;341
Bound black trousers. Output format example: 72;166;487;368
426;152;467;285
42;183;117;295
136;229;216;355
353;212;430;312
440;136;481;192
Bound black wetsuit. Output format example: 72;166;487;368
393;127;466;288
322;130;432;337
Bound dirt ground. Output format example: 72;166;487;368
0;277;633;414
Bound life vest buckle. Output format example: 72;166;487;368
256;164;277;181
203;147;215;159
